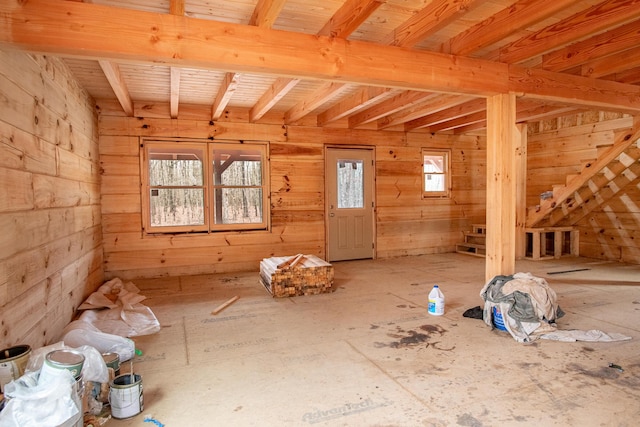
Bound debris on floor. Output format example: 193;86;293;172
480;272;632;343
0;278;159;426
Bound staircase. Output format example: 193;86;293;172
455;119;640;259
527;121;640;228
455;224;486;257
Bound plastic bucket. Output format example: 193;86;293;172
493;306;507;331
40;350;85;382
109;373;143;419
0;345;31;393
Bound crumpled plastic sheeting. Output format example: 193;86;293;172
77;277;160;337
61;321;136;363
0;363;82;427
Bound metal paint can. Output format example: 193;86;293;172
109;373;143;419
102;352;121;377
40;349;85;381
0;345;31;393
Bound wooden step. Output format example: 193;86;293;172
464;232;486;245
470;224;486;234
456;242;486;257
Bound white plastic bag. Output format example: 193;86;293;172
61;321;136;362
0;370;81;427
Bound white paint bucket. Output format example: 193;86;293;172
0;345;31;393
40;350;85;382
109;373;143;419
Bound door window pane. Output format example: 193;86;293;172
337;159;364;209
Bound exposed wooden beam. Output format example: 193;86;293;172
2;0;640;112
211;72;241;120
488;0;640;64
542;20;640;73
349;91;436;128
317;86;398;126
279;0;384;124
284;82;352;124
603;66;640;84
169;0;185;16
383;0;485;48
169;0;184;119
218;0;285;123
98;60;133;116
317;0;384;38
581;45;640;79
250;77;299;122
509;66;640;112
249;0;287;28
446;0;577;56
170;67;181;119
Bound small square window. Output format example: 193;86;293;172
422;149;450;198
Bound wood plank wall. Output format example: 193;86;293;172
99;105;487;279
527;112;639;264
0;50;103;349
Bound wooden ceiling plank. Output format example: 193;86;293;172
542;20;640;73
348;91;436;128
317;0;384;38
317;86;398;126
98;60;134;116
211;72;242;120
581;45;640;79
377;94;474;130
250;0;288;28
404;98;485;130
384;0;486;48
170;67;180;118
3;0;640;112
489;0;640;64
447;0;578;56
284;81;352;124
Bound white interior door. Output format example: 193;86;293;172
326;147;375;261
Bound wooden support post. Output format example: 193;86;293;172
515;123;527;260
485;93;517;283
554;231;563;259
531;230;541;260
570;230;579;256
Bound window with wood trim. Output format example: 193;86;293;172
142;139;269;233
422;149;451;198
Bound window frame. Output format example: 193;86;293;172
141;138;269;234
421;148;451;199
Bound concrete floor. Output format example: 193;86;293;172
106;254;640;427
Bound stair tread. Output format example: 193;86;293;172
456;242;486;249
